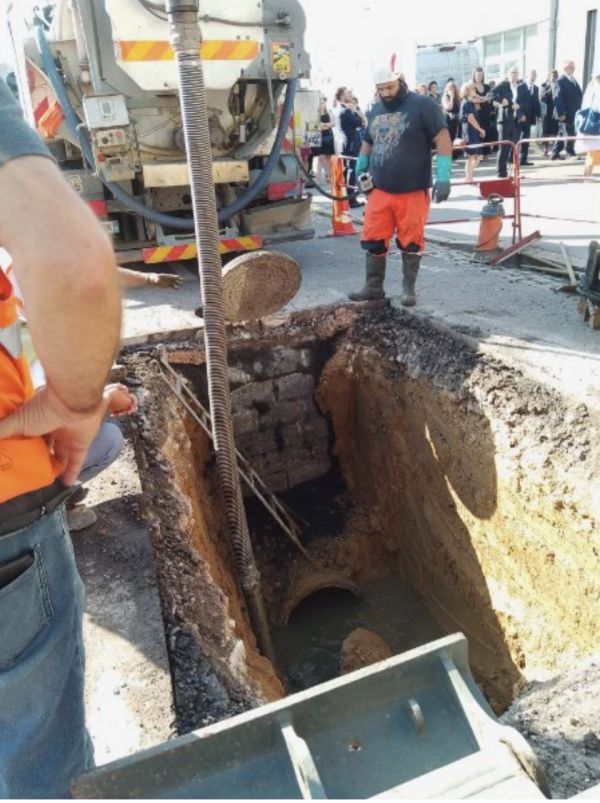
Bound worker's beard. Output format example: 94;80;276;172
379;79;408;108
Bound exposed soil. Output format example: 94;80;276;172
501;655;600;799
315;308;599;710
129;360;284;734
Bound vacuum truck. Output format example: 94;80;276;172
7;0;318;264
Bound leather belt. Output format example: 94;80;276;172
0;479;72;538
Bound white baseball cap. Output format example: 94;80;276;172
373;54;403;86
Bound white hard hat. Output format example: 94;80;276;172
373;54;402;86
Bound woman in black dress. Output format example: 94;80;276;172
442;80;462;159
541;70;559;157
472;67;496;156
460;81;486;182
311;96;336;183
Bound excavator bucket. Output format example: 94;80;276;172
72;634;549;799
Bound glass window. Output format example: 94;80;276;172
525;24;538;43
524;25;541;77
503;29;521;54
485;62;501;82
485;35;501;58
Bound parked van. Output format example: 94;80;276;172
416;41;482;88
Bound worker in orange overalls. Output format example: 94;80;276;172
349;57;453;306
0;79;121;797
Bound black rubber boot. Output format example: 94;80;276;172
578;240;600;303
401;253;421;307
348;253;386;301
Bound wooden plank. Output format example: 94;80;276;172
559;242;578;286
489;231;542;266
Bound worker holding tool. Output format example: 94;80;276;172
348;57;453;306
0;78;121;797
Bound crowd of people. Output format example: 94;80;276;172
433;60;600;180
310;59;598;204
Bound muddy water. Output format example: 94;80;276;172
272;575;443;693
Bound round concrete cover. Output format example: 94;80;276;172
221;250;301;321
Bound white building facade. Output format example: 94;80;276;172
480;1;598;85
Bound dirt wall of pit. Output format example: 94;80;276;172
316;314;600;709
132;371;284;733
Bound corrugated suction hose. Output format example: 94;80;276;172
166;0;275;664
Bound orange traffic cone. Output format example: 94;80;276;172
328;156;358;236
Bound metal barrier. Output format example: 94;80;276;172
428;139;523;242
317;134;600;252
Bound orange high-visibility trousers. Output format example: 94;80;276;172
361;188;431;254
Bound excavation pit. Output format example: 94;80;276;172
129;304;599;733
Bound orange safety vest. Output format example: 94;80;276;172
0;267;61;503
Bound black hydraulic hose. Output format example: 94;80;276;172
222;78;297;218
166;0;275;664
292;152;352;201
35;24;194;230
35;24;295;229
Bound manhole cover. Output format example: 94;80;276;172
221;250;301;321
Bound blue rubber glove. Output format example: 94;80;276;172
432;154;452;203
356;153;371;175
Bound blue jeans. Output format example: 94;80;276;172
0;506;93;798
79;421;124;485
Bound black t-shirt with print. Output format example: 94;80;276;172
364;91;447;194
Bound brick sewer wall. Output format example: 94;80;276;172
227;345;333;493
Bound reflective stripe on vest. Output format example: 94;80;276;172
0;264;61;503
0;318;22;359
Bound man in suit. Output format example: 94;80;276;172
492;67;531;177
519;69;542;165
551;60;583;159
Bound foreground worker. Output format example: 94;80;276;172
0;78;121;796
1;252;180;530
349;60;452;305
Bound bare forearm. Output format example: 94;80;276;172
118;267;147;287
467;114;484;134
118;268;182;289
433;129;453;157
0;156;121;413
